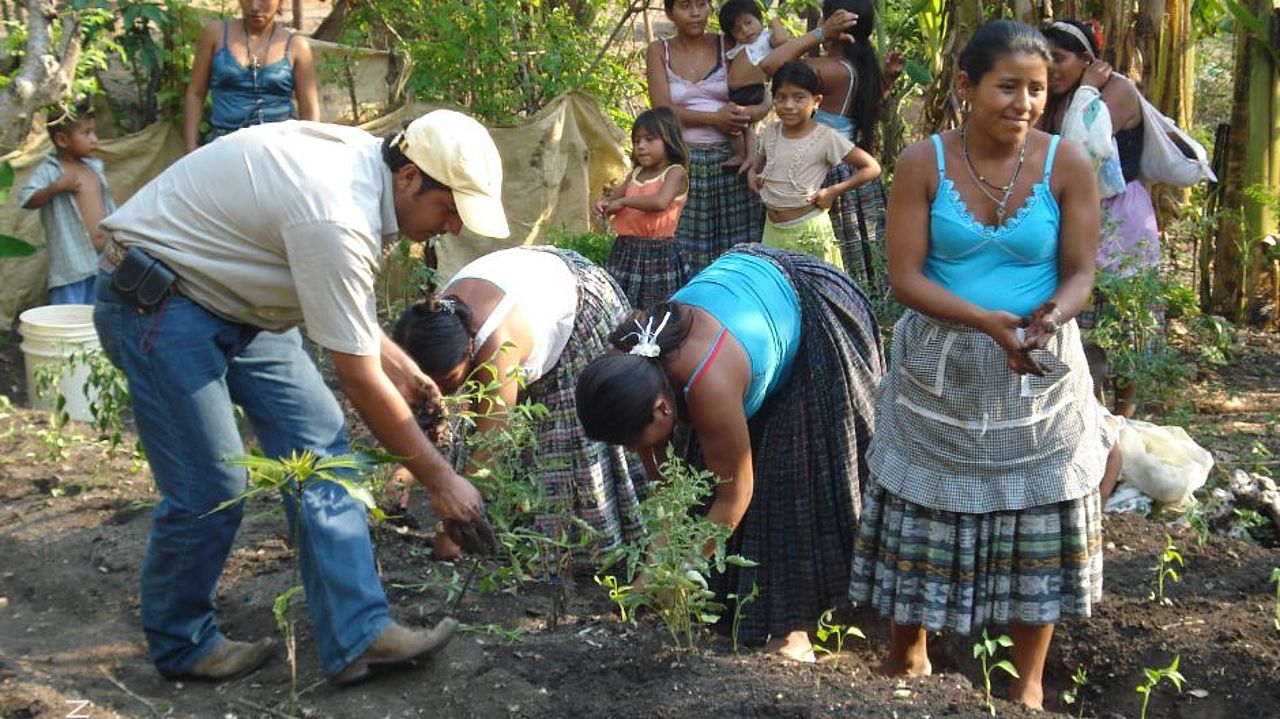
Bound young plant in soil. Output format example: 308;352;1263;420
1270;567;1280;631
972;629;1018;716
34;347;141;463
597;447;757;650
438;365;596;623
725;581;758;654
1136;654;1185;719
812;608;865;667
1060;665;1088;718
1152;533;1184;605
212;450;390;716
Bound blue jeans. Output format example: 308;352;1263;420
49;275;96;305
93;272;390;676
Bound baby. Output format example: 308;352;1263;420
719;0;790;170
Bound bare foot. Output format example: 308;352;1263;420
433;523;462;561
765;630;815;663
1009;679;1045;711
878;654;932;678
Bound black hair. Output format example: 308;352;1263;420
1041;19;1099;59
575;302;692;446
46;99;95;143
718;0;762;42
771;60;822;97
822;0;884;149
381;133;449;196
1082;340;1109;403
664;0;709;13
958;20;1051;86
391;295;476;378
632;106;689;167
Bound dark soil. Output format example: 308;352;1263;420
1;326;1277;719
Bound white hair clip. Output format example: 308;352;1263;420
437;297;458;314
625;311;671;359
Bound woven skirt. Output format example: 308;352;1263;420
517;247;648;552
684;245;884;646
675;143;764;275
604;235;690;310
824;165;887;299
761;211;843;270
848;485;1103;634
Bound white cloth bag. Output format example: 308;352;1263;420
1138;96;1217;186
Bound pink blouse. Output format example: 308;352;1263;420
663;38;730;146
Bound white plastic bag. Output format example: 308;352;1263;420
1117;420;1215;504
1138;95;1216;186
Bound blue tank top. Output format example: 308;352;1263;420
924;133;1062;317
671;253;802;418
813;60;856;141
209;21;296;134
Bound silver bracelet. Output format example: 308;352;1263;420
810;26;824;44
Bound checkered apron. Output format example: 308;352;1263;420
849;310;1107;633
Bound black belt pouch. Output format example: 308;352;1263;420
110;247;179;310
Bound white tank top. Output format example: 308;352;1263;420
446;248;577;383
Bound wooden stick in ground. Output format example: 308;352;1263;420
97;665;165;717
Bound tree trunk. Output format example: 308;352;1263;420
923;0;982;134
1209;0;1277;322
0;0;83;154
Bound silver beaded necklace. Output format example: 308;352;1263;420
960;123;1028;225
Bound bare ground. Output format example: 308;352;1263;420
0;327;1277;719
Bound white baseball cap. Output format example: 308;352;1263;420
396;110;510;238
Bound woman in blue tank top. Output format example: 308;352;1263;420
183;0;319;153
847;22;1106;711
576;245;883;662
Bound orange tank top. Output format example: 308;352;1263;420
609;165;688;239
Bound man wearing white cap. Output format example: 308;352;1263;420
93;110;507;685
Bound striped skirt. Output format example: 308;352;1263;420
604;235;690;310
516;247;648;552
675;143;764;275
848;486;1103;634
824;165;887;299
686;245;884;646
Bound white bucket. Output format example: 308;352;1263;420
18;304;101;423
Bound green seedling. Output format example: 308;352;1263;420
1136;654;1185;719
812;608;865;667
212;450;391;708
272;585;303;717
458;622;525;644
725;581;759;654
598;447;757;650
1060;664;1088;718
1270;567;1279;631
972;629;1018;716
1152;533;1184;604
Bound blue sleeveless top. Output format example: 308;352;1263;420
209;21;296;136
671;253;802;418
924;133;1062;317
813;59;856;141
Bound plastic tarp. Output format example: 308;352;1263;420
0;83;627;325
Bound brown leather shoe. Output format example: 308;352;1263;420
331;618;458;687
174;638;275;680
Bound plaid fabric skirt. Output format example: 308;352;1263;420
824;165;887;299
604;235;690;310
516;247;648;552
675;143;764;275
848;484;1103;634
683;245;884;645
761;211;843;269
